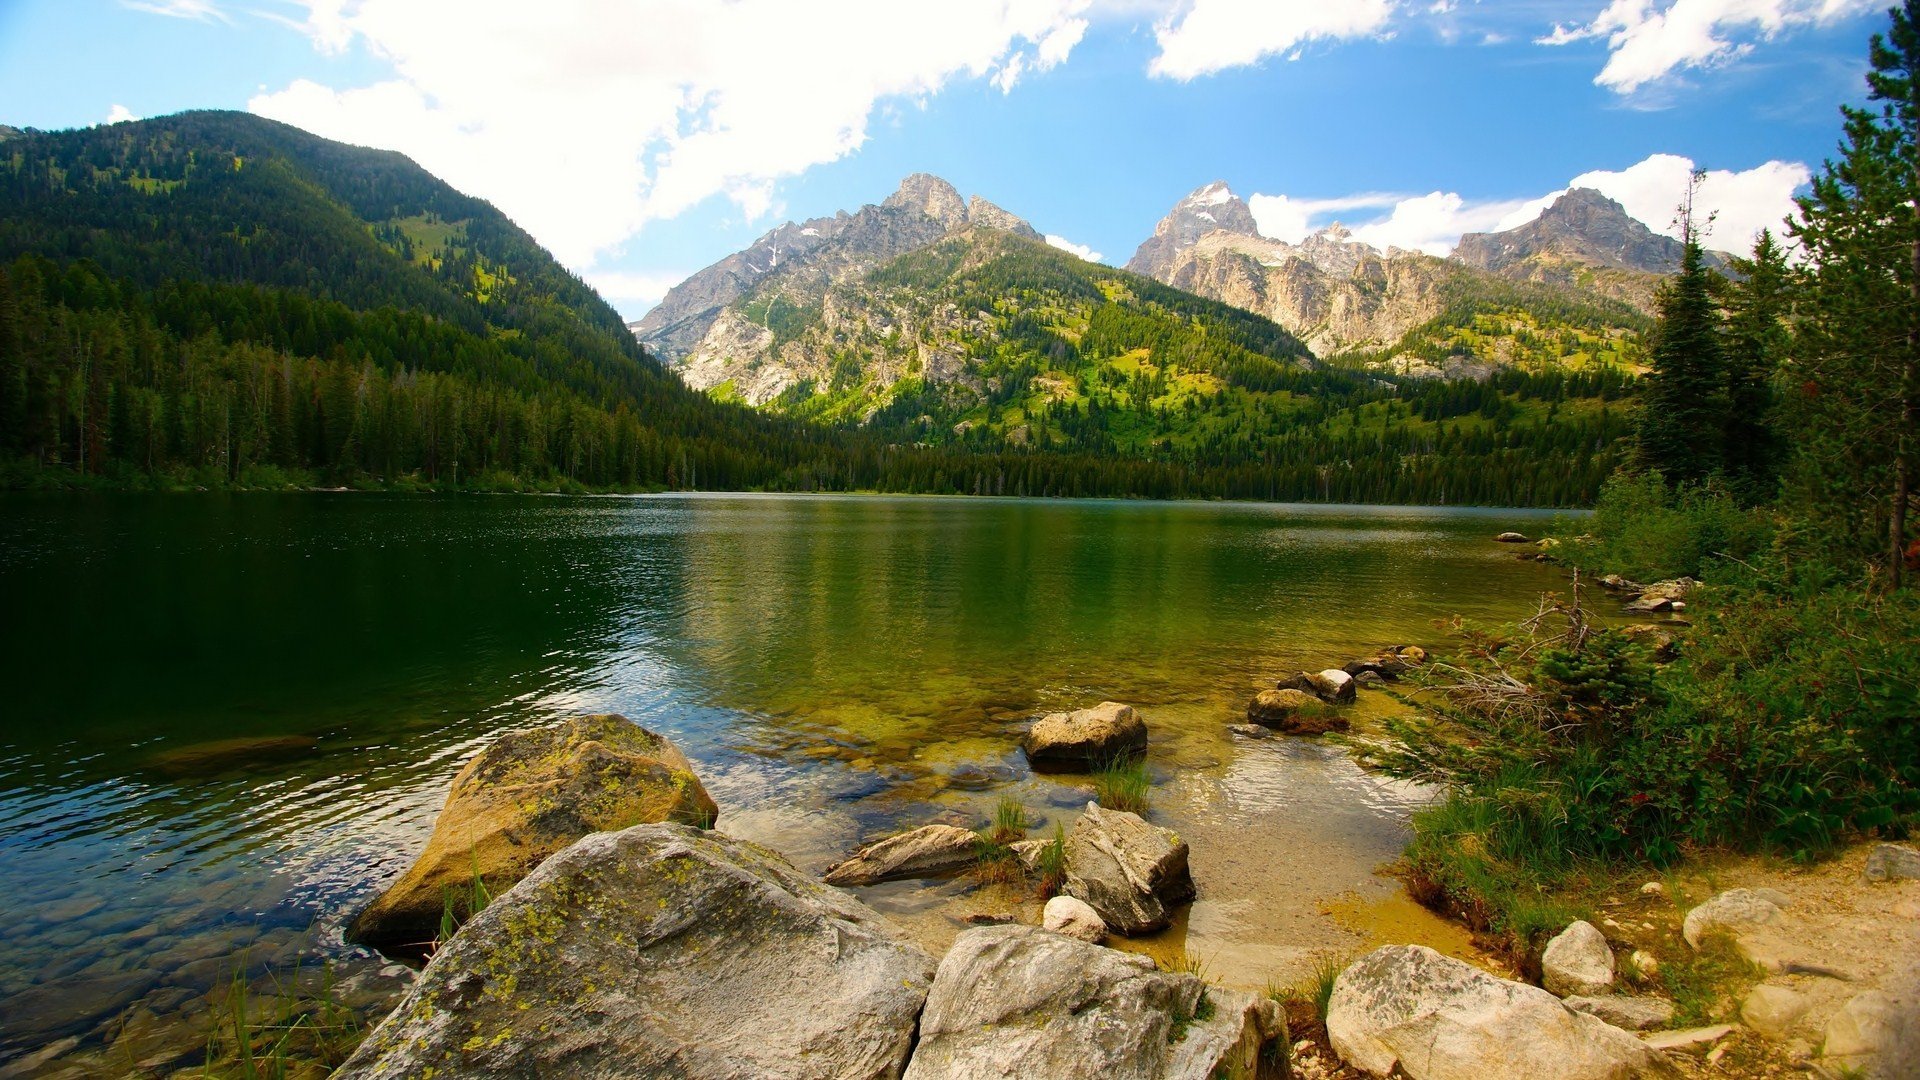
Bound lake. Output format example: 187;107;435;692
0;492;1574;1069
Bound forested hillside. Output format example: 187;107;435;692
0;112;1631;506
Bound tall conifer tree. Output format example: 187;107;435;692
1637;177;1728;488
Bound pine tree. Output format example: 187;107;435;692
1789;0;1920;586
1636;178;1728;488
1720;229;1789;503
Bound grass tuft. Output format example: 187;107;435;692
1093;757;1152;814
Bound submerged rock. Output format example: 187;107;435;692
901;924;1285;1080
1326;944;1674;1080
823;823;980;886
1022;702;1148;767
1246;689;1346;735
1063;803;1195;935
1541;920;1616;998
335;824;933;1080
348;714;718;952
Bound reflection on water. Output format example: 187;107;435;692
0;492;1571;1066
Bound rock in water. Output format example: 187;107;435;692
1279;669;1357;704
1864;842;1920;881
1494;532;1530;543
1246;688;1347;735
1326;945;1674;1080
1681;888;1783;949
1063;803;1195;935
823;823;980;886
901;924;1285;1080
1541;921;1616;998
335;824;933;1080
1042;895;1107;944
1022;702;1148;767
348;714;718;951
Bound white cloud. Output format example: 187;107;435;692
106;104;138;125
1045;234;1104;263
1149;0;1397;79
121;0;230;22
1247;192;1403;243
1557;153;1810;248
581;269;692;312
1539;0;1880;93
1247;153;1807;257
244;0;1094;270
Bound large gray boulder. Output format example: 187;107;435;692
1022;702;1148;766
1541;921;1616;998
1561;996;1674;1032
348;714;718;951
901;924;1285;1080
1864;842;1920;882
1823;988;1920;1078
335;824;934;1080
824;823;980;886
1326;945;1674;1080
1063;803;1196;935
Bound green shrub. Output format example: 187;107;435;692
1576;471;1770;581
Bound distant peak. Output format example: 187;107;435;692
966;194;1043;241
1185;180;1238;206
1314;222;1354;243
883;173;968;229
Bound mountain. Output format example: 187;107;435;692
0;110;877;491
634;174;1041;360
1125;184;1666;376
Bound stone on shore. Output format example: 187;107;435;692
1063;803;1195;935
1041;895;1107;944
1740;984;1809;1040
1326;944;1674;1080
1246;689;1347;735
335;824;933;1080
823;823;980;886
1562;995;1675;1032
1494;532;1530;543
1541;920;1616;998
1681;888;1784;950
1863;842;1920;882
901;924;1285;1080
347;714;718;951
1823;989;1920;1077
1022;702;1148;767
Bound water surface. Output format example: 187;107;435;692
0;493;1572;1068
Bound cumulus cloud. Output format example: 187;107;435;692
1538;0;1880;93
1045;234;1104;263
1249;153;1807;257
106;104;138;125
1248;191;1406;243
1149;0;1397;79
244;0;1094;270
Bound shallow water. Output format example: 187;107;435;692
0;492;1573;1066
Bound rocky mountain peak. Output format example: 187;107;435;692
883;173;968;230
966;194;1044;241
1452;187;1721;276
1126;180;1260;278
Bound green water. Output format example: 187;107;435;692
0;492;1573;1066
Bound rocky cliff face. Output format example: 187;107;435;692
1128;184;1661;371
635;174;1042;364
1125;180;1261;281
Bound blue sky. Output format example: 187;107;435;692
0;0;1889;319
